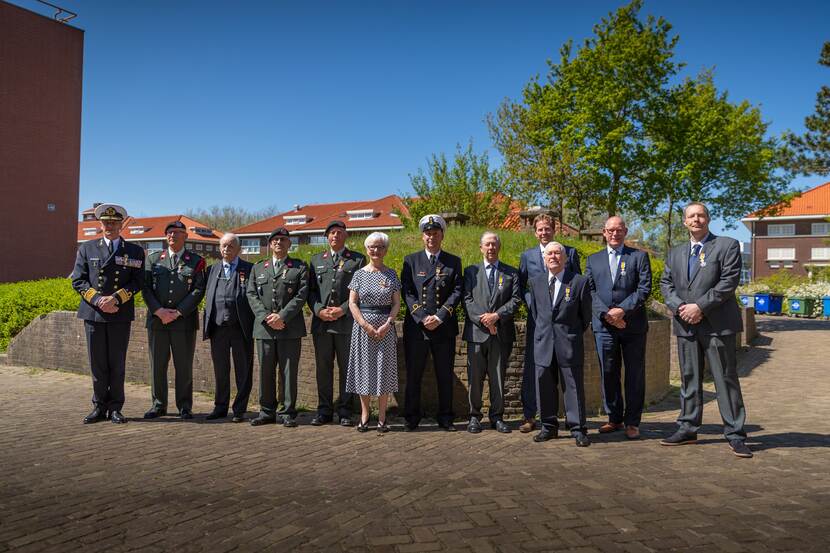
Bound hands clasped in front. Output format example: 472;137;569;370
364;319;393;341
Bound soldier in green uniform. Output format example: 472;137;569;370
247;227;309;427
142;220;207;419
308;220;365;427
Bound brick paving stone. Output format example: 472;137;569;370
1;316;830;551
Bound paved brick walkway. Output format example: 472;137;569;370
2;316;830;552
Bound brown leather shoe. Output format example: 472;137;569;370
625;425;640;440
519;419;536;433
598;422;624;433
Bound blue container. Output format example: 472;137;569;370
823;296;830;317
754;294;784;314
739;294;754;308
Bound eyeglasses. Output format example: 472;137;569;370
604;228;626;234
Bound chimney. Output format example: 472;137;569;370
294;204;300;211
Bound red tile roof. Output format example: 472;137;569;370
78;214;223;243
232;195;408;235
744;181;830;219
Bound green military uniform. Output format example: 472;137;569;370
142;247;207;414
308;246;365;423
246;254;308;421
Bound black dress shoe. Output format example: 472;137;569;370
404;422;418;432
729;439;753;458
574;432;591;447
83;407;108;424
143;407;166;419
206;410;227;420
250;415;276;426
180;409;194;420
660;430;698;446
231;414;245;423
110;411;127;424
495;420;512;434
533;427;558;442
467;417;482;434
439;423;457;432
282;416;298;428
339;417;353;427
310;415;330;426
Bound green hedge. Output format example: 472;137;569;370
1;227;665;351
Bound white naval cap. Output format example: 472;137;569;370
94;203;128;221
418;214;447;232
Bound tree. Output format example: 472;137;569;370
787;41;830;176
625;210;686;256
403;141;512;228
185;205;280;232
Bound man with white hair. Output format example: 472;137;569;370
526;241;592;447
202;233;255;422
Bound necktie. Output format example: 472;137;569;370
107;240;113;255
223;263;230;278
171;253;178;268
429;254;436;266
487;264;496;292
688;244;701;280
332;252;339;266
549;276;558;304
609;249;619;281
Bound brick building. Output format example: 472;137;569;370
232;195;407;257
742;181;830;279
78;207;223;259
0;1;83;282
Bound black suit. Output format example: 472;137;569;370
71;237;145;413
401;250;463;427
527;269;591;434
202;258;255;417
585;246;652;427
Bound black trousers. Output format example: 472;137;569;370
257;338;301;418
83;321;131;412
404;333;455;427
312;331;354;419
466;337;511;420
209;324;254;416
148;328;196;412
594;330;647;427
536;357;586;434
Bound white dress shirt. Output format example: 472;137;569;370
548;269;565;305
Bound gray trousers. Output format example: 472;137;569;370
536;358;587;435
312;331;354;419
257;338;301;418
676;333;747;441
148;328;196;412
466;337;511;420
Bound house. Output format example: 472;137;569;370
78;207;223;259
741;181;830;279
231;195;408;257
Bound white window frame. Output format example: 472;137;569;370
241;239;260;255
811;247;830;261
146;241;164;253
346;209;375;221
195;243;204;250
284;215;308;225
811;222;830;235
767;224;795;236
309;234;327;245
83;228;97;236
767;247;796;261
128;226;145;235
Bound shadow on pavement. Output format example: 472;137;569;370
756;316;830;333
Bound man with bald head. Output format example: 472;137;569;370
203;233;255;422
585;216;652;440
527;241;592;447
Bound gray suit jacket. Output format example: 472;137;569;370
528;269;591;368
660;233;743;337
462;261;522;344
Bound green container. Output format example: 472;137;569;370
788;297;815;317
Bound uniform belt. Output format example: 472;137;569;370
359;305;392;314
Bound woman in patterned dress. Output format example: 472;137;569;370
346;232;401;433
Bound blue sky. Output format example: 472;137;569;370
14;0;830;241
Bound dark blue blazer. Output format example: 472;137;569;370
401;250;463;340
202;258;255;341
71;238;145;323
527;269;591;369
519;244;580;306
584;246;652;334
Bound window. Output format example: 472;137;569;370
284;215;308;225
812;247;830;261
146;241;163;253
309;235;327;245
767;224;795;236
205;244;214;252
83;227;97;236
812;223;830;235
128;226;145;235
346;209;374;221
195;243;204;250
767;248;796;261
241;239;260;255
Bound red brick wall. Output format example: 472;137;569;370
0;2;83;282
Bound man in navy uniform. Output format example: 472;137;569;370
518;213;581;433
247;227;309;428
202;233;255;423
585;216;652;440
660;202;752;458
142;220;207;420
527;242;592;447
401;214;463;431
71;203;145;424
308;220;365;427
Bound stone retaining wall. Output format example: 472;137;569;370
7;311;671;419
